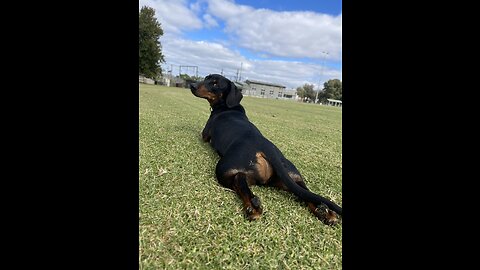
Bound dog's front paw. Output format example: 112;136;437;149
201;131;211;142
245;196;263;221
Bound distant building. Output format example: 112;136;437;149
326;99;342;107
139;75;155;85
242;79;297;100
156;76;171;86
170;77;187;88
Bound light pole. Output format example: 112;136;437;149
315;51;329;104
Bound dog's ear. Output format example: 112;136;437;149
226;81;243;108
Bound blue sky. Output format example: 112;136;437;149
139;0;342;89
237;0;341;14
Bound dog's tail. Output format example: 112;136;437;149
264;146;342;216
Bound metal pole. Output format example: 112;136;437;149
315;51;329;104
239;62;243;81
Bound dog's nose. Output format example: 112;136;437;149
190;83;198;91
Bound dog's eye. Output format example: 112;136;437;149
213;81;217;86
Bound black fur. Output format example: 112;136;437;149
190;74;342;224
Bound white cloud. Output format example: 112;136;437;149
206;0;342;60
203;14;219;28
189;0;202;13
160;35;248;73
139;0;203;34
160;36;340;89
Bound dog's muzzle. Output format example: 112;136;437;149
190;83;198;95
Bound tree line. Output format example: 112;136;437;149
296;79;342;103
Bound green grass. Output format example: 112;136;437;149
139;84;342;269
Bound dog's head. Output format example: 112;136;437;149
190;74;243;108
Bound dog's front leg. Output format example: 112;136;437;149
201;121;212;142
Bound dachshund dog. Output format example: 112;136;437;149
190;74;342;225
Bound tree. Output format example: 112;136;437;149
178;74;191;81
190;75;204;82
178;73;204;82
296;86;305;100
296;83;316;102
318;79;342;103
178;74;204;82
139;6;165;79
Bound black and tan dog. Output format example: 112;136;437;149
190;74;342;225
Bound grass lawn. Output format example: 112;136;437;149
139;84;342;269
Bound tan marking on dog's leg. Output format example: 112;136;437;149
255;152;273;184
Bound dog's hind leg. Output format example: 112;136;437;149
269;158;340;225
232;172;263;220
216;158;263;221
